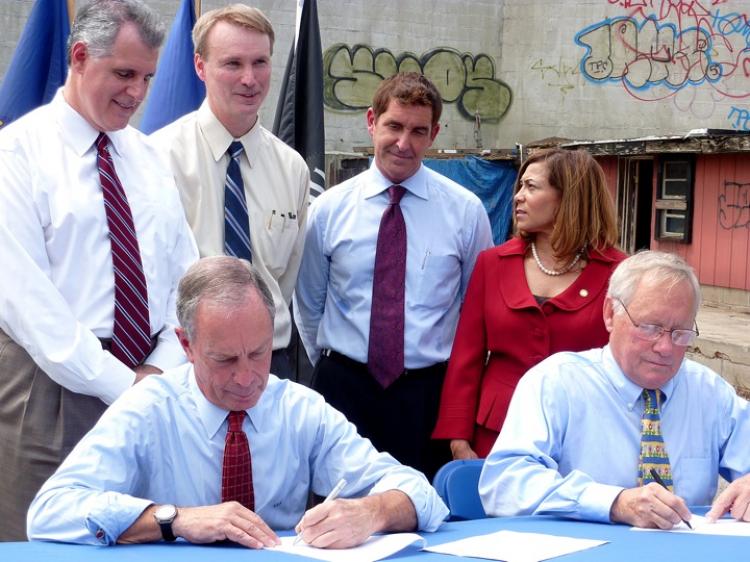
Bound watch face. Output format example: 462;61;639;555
155;504;177;522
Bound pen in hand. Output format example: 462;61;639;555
293;478;348;546
649;468;693;530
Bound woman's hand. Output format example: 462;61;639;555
450;439;479;460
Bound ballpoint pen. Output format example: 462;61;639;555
293;478;348;546
649;468;693;530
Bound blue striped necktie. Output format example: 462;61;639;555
638;388;673;489
95;134;152;368
223;141;252;262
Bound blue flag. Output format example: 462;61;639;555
140;0;205;134
273;0;326;199
0;0;70;129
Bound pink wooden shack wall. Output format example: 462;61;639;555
598;154;750;292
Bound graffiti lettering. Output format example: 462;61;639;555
719;181;750;229
727;106;750;130
529;58;580;94
575;17;717;89
576;3;750;106
323;44;512;122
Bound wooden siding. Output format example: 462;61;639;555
654;154;750;291
598;153;749;291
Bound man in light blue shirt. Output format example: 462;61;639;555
294;72;493;479
479;251;750;528
28;257;448;548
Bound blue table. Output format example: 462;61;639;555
3;515;748;561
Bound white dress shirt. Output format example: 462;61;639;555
151;101;310;349
27;366;449;544
0;90;198;404
294;162;493;367
479;346;750;522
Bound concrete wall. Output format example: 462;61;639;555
3;0;750;150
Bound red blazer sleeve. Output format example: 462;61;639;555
432;249;491;441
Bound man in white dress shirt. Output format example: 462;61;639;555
0;0;197;540
152;5;309;380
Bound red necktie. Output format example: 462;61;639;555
95;133;152;368
222;410;255;510
367;185;407;388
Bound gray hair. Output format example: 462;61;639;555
176;256;276;341
607;250;702;317
67;0;165;64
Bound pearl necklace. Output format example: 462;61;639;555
531;242;584;276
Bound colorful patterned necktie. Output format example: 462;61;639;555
222;410;254;510
95;133;152;368
367;185;407;388
638;388;673;489
223;141;252;262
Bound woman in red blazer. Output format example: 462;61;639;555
433;148;627;459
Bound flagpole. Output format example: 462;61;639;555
195;0;201;17
67;0;75;24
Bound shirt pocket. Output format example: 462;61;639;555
252;211;299;278
415;253;460;310
672;457;715;505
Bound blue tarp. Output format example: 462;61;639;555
424;156;517;244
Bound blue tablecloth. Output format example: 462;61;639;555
4;514;748;561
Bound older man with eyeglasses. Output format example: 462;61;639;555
479;250;750;529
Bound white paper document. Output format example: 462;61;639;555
423;529;608;562
270;533;425;562
632;514;750;536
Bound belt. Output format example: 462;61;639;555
321;349;446;378
99;330;161;364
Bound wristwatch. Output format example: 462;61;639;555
153;504;178;542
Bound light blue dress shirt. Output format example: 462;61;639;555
479;346;750;523
27;365;448;544
293;162;493;367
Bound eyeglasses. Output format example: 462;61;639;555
615;299;699;347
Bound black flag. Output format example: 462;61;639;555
273;0;326;199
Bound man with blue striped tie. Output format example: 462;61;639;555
479;251;750;529
152;5;310;381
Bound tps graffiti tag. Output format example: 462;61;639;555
719;180;750;230
323;44;512;122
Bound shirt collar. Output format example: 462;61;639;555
197;100;262;166
601;344;678;409
189;366;276;438
364;161;430;201
53;88;126;158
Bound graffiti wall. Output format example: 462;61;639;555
323;44;512;122
5;0;749;150
572;0;750;129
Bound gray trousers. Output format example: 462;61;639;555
0;329;107;541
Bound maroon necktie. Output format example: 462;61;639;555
222;410;255;510
95;133;152;368
367;185;407;388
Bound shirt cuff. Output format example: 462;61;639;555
84;494;153;545
369;469;449;532
144;329;186;372
95;353;136;404
577;482;625;523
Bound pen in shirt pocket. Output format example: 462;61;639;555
421;249;431;270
